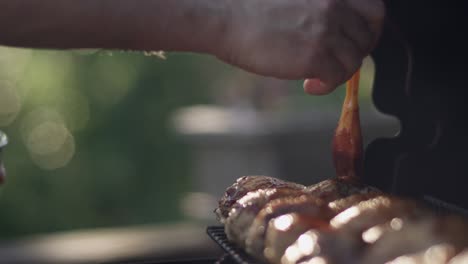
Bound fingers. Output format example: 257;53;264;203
312;42;350;91
337;5;374;54
346;0;385;27
331;33;363;76
305;0;383;95
215;0;384;92
303;41;360;95
344;0;385;46
304;78;330;95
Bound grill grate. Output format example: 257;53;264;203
206;226;260;264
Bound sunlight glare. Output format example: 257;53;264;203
330;207;360;228
362;226;384;243
274;214;295;231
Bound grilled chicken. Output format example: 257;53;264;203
245;195;331;260
223;176;380;254
305;177;379;202
281;229;359;264
216;176;306;223
329;196;428;234
264;193;379;264
225;187;308;247
245;186;382;261
278;196;429;264
265;213;330;264
384;244;457;264
361;215;468;264
217;174;379;253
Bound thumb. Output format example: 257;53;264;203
303;78;338;95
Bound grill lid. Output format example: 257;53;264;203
364;0;468;210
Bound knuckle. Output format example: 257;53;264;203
343;62;360;82
304;51;320;77
330;59;347;85
368;0;386;23
336;67;347;85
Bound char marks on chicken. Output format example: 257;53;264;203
361;215;468;264
215;176;306;223
245;195;331;260
306;177;380;203
225;187;308;247
264;193;378;264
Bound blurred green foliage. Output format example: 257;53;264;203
0;47;374;239
0;49;226;238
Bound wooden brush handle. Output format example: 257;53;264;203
332;70;363;179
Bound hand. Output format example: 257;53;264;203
216;0;384;94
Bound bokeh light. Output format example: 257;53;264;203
0;80;21;126
26;121;75;170
21;108;75;170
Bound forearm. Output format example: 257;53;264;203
0;0;229;53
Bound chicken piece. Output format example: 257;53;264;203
216;176;306;223
306;177;380;203
265;214;331;264
225;187;307;247
361;215;468;264
224;176;379;252
245;195;332;261
281;229;359;264
332;71;363;179
279;196;428;264
329;196;428;234
381;243;456;264
264;193;380;264
327;192;381;212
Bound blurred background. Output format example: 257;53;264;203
0;46;398;263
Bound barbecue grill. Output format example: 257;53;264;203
207;1;468;263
